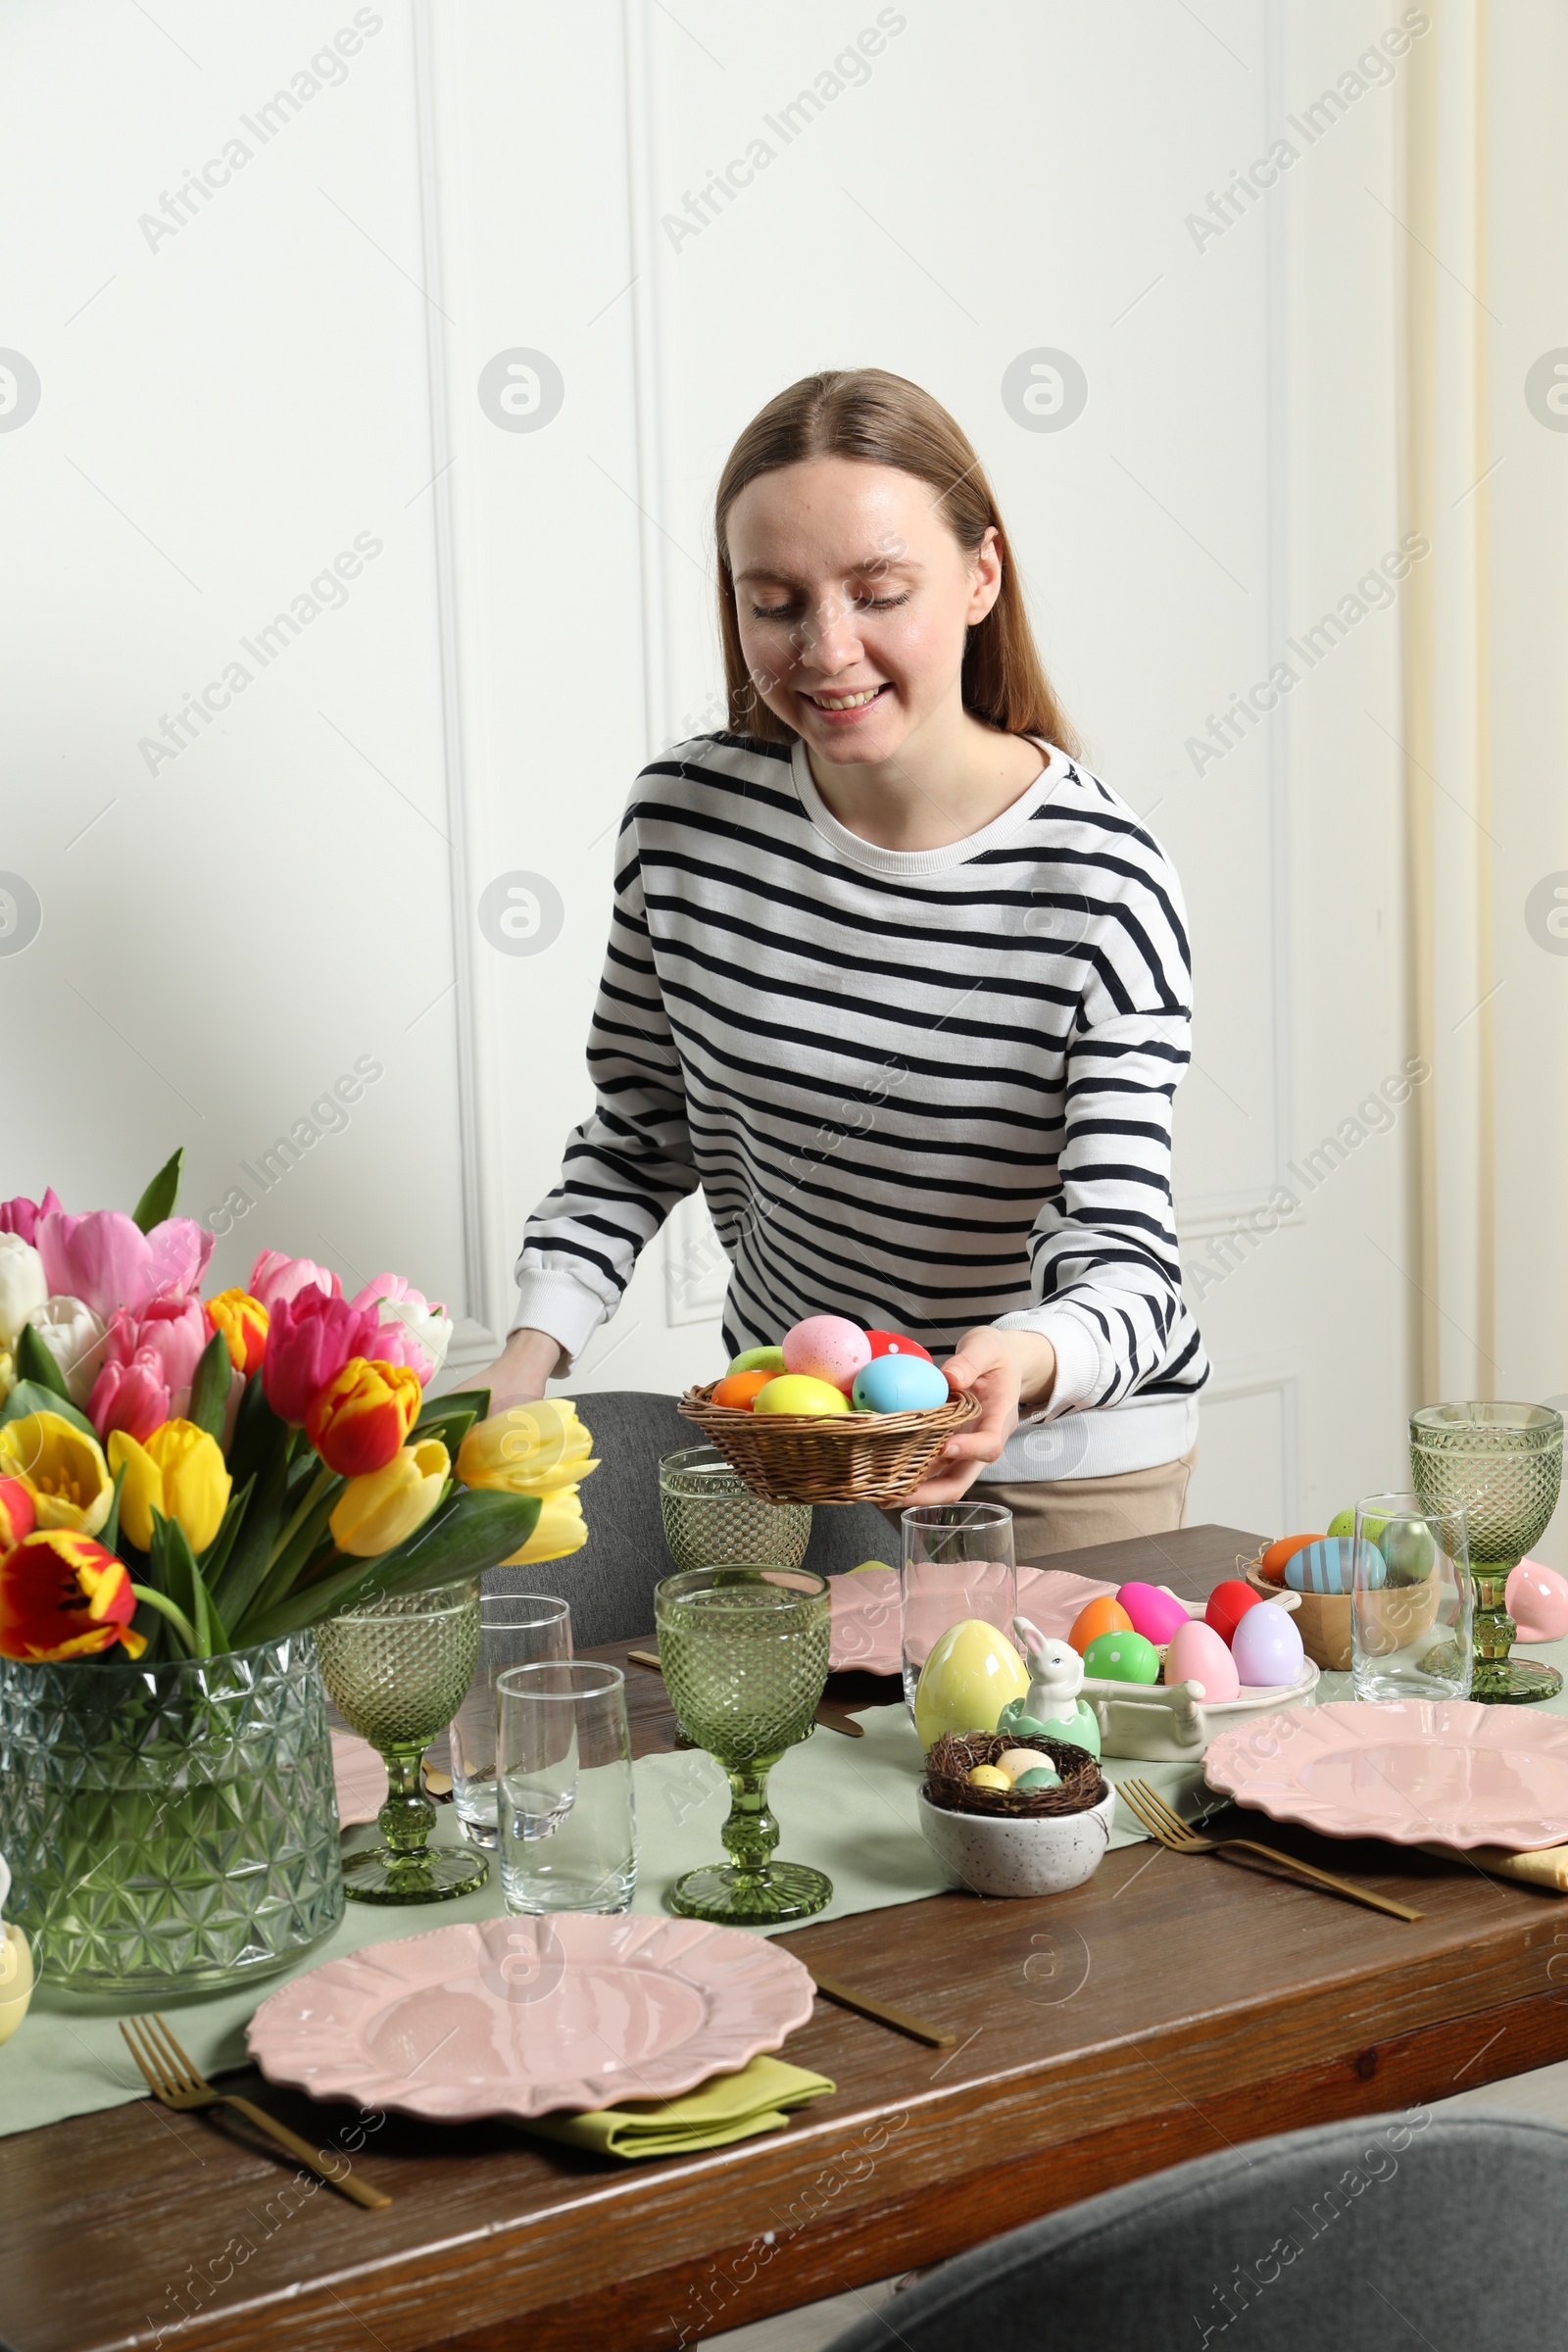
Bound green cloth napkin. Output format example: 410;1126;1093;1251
516;2054;836;2159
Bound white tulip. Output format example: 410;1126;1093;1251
0;1236;46;1348
383;1294;453;1380
28;1295;109;1405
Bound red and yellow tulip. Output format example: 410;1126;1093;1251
204;1288;270;1377
0;1529;146;1661
0;1476;36;1551
306;1358;421;1479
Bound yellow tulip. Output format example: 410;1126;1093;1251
0;1348;14;1403
329;1438;450;1559
109;1419;232;1555
0;1411;112;1536
457;1400;599;1497
499;1483;588;1566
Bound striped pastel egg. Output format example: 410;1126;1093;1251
1285;1537;1385;1595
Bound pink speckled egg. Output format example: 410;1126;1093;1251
1507;1559;1568;1643
781;1315;872;1396
1116;1582;1191;1646
1164;1617;1241;1702
1231;1600;1304;1689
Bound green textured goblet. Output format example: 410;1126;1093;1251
655;1566;832;1924
658;1446;811;1574
315;1576;487;1902
1410;1404;1564;1704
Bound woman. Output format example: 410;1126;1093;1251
479;368;1207;1561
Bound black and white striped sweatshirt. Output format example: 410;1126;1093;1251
514;733;1208;1480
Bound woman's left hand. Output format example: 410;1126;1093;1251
903;1326;1057;1503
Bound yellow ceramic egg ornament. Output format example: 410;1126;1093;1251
966;1764;1011;1791
913;1618;1030;1749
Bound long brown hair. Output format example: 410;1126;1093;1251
713;368;1078;755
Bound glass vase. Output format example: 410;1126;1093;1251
0;1632;345;1993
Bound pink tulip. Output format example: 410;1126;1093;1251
263;1288;382;1427
247;1250;342;1314
89;1351;172;1446
36;1211;214;1324
349;1273;450;1387
132;1291;211;1392
0;1188;63;1247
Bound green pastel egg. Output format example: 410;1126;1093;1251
728;1346;785;1375
1082;1628;1160;1685
1013;1767;1061;1790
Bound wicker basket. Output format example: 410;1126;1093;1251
923;1729;1108;1820
677;1382;981;1506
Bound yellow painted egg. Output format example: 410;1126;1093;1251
753;1374;851;1416
995;1746;1054;1786
966;1764;1011;1791
913;1618;1030;1749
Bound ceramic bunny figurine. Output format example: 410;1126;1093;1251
998;1617;1102;1759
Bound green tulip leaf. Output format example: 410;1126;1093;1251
15;1321;71;1400
187;1328;231;1440
238;1489;539;1645
99;1460;128;1556
131;1147;183;1234
0;1380;98;1444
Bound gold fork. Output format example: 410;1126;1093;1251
120;2014;391;2208
1117;1779;1424;1923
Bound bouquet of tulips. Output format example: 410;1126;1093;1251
0;1152;598;1667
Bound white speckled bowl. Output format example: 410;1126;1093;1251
916;1785;1117;1899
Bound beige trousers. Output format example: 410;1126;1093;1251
965;1444;1199;1567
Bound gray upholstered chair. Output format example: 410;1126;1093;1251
822;2109;1568;2350
482;1390;900;1647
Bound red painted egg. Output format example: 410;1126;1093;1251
1205;1579;1264;1646
864;1331;935;1363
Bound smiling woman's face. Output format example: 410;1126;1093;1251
727;455;1000;766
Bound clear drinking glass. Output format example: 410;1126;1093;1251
497;1661;636;1914
656;1566;832;1925
451;1594;572;1848
900;1502;1017;1715
659;1445;811;1573
315;1577;486;1905
1350;1493;1473;1702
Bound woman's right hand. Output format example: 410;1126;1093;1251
469;1327;564;1415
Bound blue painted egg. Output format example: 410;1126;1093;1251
1285;1537;1384;1595
851;1354;950;1414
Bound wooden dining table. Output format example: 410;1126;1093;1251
7;1520;1568;2352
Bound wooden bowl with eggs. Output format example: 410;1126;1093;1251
677;1382;981;1507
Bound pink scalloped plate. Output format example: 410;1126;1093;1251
1203;1700;1568;1851
248;1914;816;2122
830;1565;1116;1675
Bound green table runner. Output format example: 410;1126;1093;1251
0;1704;1194;2139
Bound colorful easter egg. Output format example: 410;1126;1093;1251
710;1370;772;1410
1069;1596;1134;1654
1231;1600;1304;1688
1082;1629;1160;1685
1163;1617;1241;1702
865;1330;935;1363
727;1346;785;1376
995;1747;1054;1786
913;1619;1030;1747
1116;1582;1190;1645
1507;1559;1568;1642
1285;1538;1383;1596
752;1374;851;1416
1013;1767;1061;1790
966;1764;1011;1791
782;1315;871;1395
851;1354;949;1414
1205;1579;1264;1644
1258;1533;1322;1586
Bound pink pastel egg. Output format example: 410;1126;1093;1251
1163;1617;1240;1702
1116;1582;1191;1646
781;1314;872;1395
1507;1559;1568;1643
1230;1600;1304;1689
